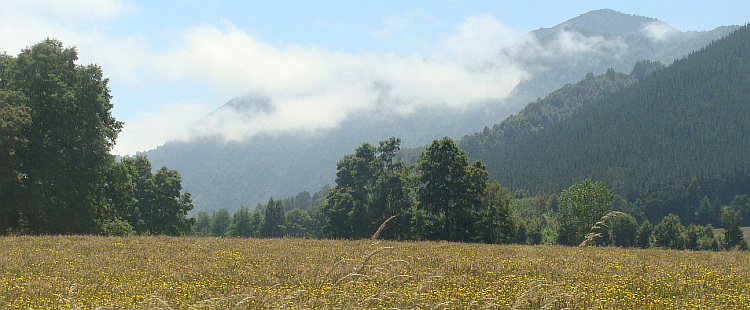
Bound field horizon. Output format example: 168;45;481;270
2;235;749;309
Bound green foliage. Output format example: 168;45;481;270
730;195;750;226
210;209;231;237
477;181;517;244
193;212;212;237
462;67;638;162
608;213;638;247
653;214;685;249
418;137;488;242
721;209;748;250
684;223;718;251
0;39;122;234
96;219;135;237
285;208;313;238
323;137;416;240
635;220;654;249
557;179;614;246
261;198;285;238
321;137;514;243
0;40;208;236
119;156;194;236
227;207;254;238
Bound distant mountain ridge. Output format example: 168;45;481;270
145;10;741;214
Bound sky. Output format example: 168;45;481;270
1;0;748;155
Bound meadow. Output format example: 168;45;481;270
1;236;749;309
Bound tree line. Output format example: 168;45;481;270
187;137;747;251
1;39;193;235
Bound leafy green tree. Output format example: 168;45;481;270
477;181;517;244
635;219;653;248
684;223;719;251
227;207;253;237
418;137;488;242
193;212;212;237
150;166;194;235
556;179;614;246
0;74;31;233
322;188;355;238
1;39;122;234
608;212;638;247
249;210;263;237
211;209;231;237
103;161;136;223
285;208;313;238
696;224;719;251
323;143;376;238
721;209;747;250
653;214;685;249
323;137;415;240
120;156;193;235
371;138;416;240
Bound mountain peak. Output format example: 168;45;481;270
534;9;663;38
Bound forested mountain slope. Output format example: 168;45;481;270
145;10;739;213
460;60;665;159
478;24;750;203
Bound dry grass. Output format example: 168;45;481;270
1;235;749;309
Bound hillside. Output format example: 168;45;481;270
475;25;750;205
145;10;739;213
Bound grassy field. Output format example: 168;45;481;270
1;236;749;309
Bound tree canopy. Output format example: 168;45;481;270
0;39;192;235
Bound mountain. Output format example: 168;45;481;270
144;10;740;214
473;24;750;207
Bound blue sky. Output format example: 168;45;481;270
1;1;748;155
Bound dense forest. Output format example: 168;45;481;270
0;40;194;236
460;60;664;160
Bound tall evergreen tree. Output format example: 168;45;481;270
721;209;747;250
227;207;253;238
261;198;285;238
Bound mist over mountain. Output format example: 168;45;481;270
144;10;739;213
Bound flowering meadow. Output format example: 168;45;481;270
1;236;749;309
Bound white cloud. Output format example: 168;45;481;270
1;4;531;155
0;0;150;87
642;21;679;42
113;101;214;156
151;19;528;145
442;15;523;58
